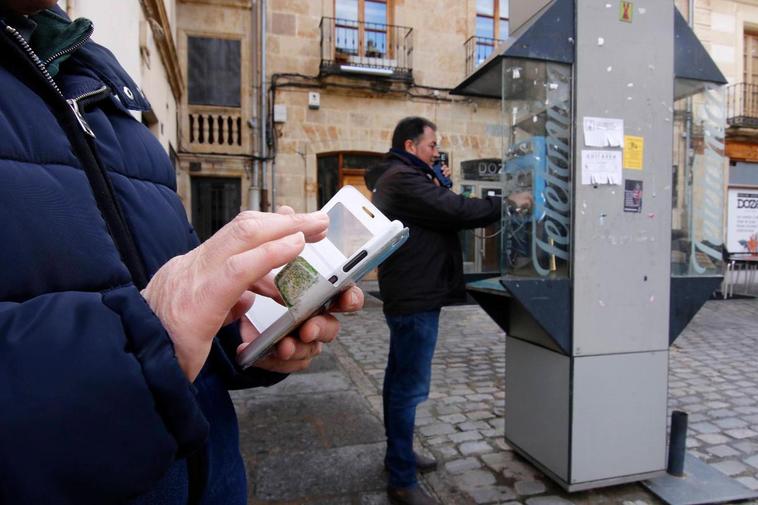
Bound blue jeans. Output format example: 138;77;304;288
383;309;440;488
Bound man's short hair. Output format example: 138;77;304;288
391;116;437;151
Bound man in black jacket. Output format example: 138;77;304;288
366;117;531;505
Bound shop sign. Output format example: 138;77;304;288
461;158;502;181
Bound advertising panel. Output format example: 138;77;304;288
727;188;758;255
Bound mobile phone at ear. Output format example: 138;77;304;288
236;186;408;369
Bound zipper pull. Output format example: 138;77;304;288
67;98;96;138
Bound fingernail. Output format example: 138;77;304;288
288;231;305;244
349;289;359;306
307;210;325;220
310;323;321;340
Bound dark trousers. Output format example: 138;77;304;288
382;309;440;488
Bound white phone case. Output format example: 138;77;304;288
237;186;408;369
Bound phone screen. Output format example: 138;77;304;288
275;202;373;307
326;202;373;258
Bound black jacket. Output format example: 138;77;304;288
367;152;501;314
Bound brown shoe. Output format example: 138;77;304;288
384;452;438;474
387;485;440;505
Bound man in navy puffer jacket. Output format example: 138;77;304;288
0;1;364;504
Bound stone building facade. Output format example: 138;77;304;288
173;0;259;240
61;1;757;258
266;0;506;213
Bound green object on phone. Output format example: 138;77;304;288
275;256;319;307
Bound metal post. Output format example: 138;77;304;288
667;410;688;477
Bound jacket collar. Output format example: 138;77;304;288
46;5;150;111
1;5;150;111
388;148;435;178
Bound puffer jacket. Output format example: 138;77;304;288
0;7;281;505
367;152;501;315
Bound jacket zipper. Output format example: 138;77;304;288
74;85;110;107
4;24;96;138
68;85;110;137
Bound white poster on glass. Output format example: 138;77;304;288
727;188;758;255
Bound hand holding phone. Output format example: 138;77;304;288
432;151;452;189
236;281;362;374
237;186;408;369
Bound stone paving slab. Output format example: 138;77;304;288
233;344;395;504
234;290;758;504
333;295;758;504
236;388;385;454
252;442;387;501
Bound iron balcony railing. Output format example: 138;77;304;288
320;17;413;80
727;82;758;128
464;35;504;75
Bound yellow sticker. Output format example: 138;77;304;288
620;1;633;23
624;135;644;170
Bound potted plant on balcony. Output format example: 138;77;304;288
335;47;350;63
365;39;383;59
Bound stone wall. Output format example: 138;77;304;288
685;0;758;84
175;0;256;214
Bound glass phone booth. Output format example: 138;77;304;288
451;0;728;493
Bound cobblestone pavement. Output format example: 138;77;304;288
332;295;758;504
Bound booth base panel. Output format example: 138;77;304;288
506;436;666;492
505;337;668;489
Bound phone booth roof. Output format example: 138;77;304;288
452;0;726;99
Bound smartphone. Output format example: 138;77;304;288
237;185;409;369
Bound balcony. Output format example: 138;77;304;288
320;17;413;81
727;82;758;129
464;36;504;76
182;106;249;156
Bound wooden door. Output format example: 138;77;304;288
341;172;372;200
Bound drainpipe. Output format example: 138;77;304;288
260;0;270;211
686;0;694;149
248;1;261;211
688;0;694;27
685;0;694;193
